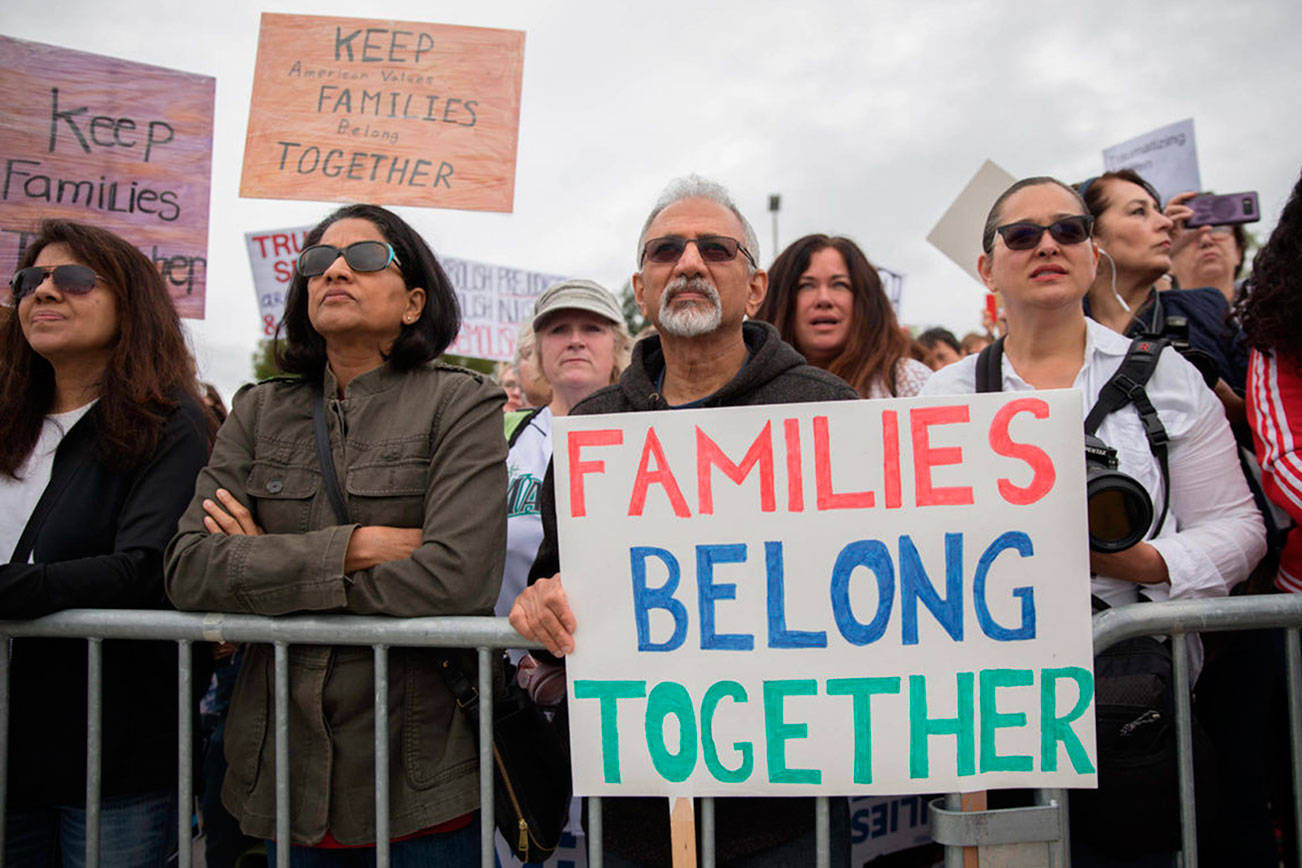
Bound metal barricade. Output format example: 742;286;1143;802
930;593;1302;868
0;610;834;868
10;597;1296;867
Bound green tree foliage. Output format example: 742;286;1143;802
619;278;648;336
250;338;283;381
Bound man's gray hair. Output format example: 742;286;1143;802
636;175;760;271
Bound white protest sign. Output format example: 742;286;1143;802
927;160;1017;285
849;794;933;862
242;223;564;359
1103;118;1201;206
245;225;312;340
442;256;565;361
554;392;1097;797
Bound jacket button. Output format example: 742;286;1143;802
266;479;284;494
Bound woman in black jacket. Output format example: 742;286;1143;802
0;220;208;867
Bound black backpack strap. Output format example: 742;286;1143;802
1085;336;1171;537
974;337;1005;393
506;405;547;449
312;386;351;525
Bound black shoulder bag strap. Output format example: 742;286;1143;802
312;387;350;525
1083;336;1171;537
310;385;482;708
974;337;1005;393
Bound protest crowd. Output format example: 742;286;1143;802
3;156;1302;868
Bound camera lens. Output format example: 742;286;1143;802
1084;435;1154;553
1087;470;1153;553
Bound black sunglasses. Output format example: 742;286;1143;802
995;215;1094;251
641;235;757;267
9;264;102;300
297;241;401;278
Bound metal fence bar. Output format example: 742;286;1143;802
0;611;540;649
942;793;962;868
589;796;603;868
478;647;493;868
0;638;9;868
815;795;829;868
1092;594;1302;652
273;641;289;868
374;645;390;868
1034;788;1067;865
1171;633;1197;867
85;638;102;868
700;797;714;868
1288;626;1302;868
177;640;192;868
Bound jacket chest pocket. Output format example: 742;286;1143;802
345;461;427;527
246;463;320;532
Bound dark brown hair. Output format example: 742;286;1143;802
756;234;910;397
0;220;197;477
276;204;460;378
1078;169;1162;223
1239;169;1302;359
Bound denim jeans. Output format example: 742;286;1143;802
265;817;481;867
5;790;177;868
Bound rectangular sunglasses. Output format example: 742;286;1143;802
296;240;401;277
9;264;101;300
641;235;757;267
995;215;1094;251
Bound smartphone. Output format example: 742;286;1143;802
1185;191;1260;228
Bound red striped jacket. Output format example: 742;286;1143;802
1248;348;1302;592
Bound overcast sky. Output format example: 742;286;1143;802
4;0;1300;401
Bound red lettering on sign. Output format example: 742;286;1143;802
989;398;1056;505
911;405;974;507
629;427;691;517
567;429;623;518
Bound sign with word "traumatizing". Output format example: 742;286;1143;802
240;13;524;212
0;36;214;317
554;392;1098;796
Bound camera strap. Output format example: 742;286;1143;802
974;335;1171;537
1084;336;1171;537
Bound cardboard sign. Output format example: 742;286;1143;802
245;225;312;339
1103;119;1201;207
553;392;1097;797
0;36;214;317
240;13;524;213
927;160;1017;286
243;222;563;358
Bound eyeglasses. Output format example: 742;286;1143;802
640;235;757;268
297;241;402;278
994;215;1094;251
9;264;102;300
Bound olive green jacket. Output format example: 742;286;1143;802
165;361;506;844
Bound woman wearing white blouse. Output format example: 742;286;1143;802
920;176;1265;866
920;177;1264;630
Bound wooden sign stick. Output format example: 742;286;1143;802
961;790;988;868
670;796;698;868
